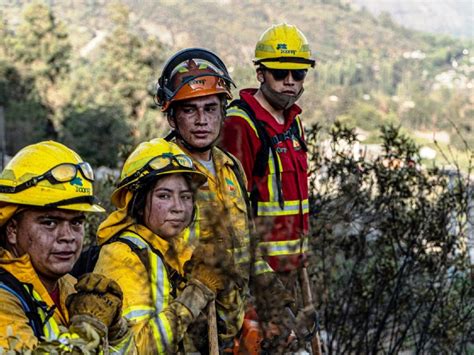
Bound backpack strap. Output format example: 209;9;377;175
219;147;253;221
0;268;46;338
111;232;184;298
227;99;284;212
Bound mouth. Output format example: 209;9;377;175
51;251;76;260
167;220;185;227
191;131;211;138
282;90;297;96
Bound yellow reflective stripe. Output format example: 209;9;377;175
296;115;303;136
257;199;309;216
31;289;60;339
267;149;278;202
109;332;134;354
158;313;173;348
123;305;155;322
259;236;309;257
230;246;250;264
150;318;166;353
120;233;174;351
186;208;200;244
226;107;258;136
253;260;274;275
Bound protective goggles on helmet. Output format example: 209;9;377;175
266;68;308;81
0;162;94;194
118;153;194;189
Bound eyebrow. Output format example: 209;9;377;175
155;187;192;193
37;213;86;221
182;103;218;109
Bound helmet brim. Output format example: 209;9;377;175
111;169;207;207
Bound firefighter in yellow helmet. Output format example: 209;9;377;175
222;24;319;350
0;141;133;352
156;48;316;352
223;22;314;289
95;138;233;353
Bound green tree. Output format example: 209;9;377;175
72;3;165;143
11;1;71;85
60;105;132;168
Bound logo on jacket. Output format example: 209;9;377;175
293;136;302;151
225;178;236;193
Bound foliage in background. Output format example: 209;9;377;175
0;1;166;165
1;0;471;170
306;122;473;353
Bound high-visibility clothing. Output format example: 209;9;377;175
223;88;310;272
176;144;275;341
0;248;73;350
0;248;134;353
96;205;207;354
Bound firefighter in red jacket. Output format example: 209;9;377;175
222;23;316;291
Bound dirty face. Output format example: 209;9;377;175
6;208;85;289
143;174;194;240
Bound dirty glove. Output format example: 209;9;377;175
253;272;295;322
192;242;234;270
66;273;128;341
191;263;226;294
294;305;318;342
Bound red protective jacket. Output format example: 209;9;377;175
222;88;309;272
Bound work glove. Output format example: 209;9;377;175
294;305;318;342
187;242;238;294
191;242;234;270
253;272;295;322
66;273;128;341
190;262;226;294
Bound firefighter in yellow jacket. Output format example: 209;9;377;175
155;48;315;352
0;141;133;352
95;138;231;353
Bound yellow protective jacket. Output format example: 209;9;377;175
96;196;214;354
0;248;135;353
180;145;275;339
0;248;74;350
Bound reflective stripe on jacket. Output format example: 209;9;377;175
0;248;134;354
223;88;310;272
177;144;274;341
0;248;73;350
94;230;195;354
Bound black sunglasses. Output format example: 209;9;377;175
266;68;307;81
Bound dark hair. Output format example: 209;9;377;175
128;173;197;225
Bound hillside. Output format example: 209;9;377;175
351;0;474;39
0;0;472;169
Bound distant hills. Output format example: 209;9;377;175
351;0;473;39
1;0;472;170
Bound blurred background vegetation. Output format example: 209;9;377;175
0;0;472;172
0;1;472;352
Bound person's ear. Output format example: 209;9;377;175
257;70;265;83
5;219;18;246
167;114;177;129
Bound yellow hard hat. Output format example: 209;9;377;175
0;141;104;212
111;138;207;207
254;23;315;70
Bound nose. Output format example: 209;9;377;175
171;195;185;213
194;108;208;125
283;72;295;85
56;222;79;243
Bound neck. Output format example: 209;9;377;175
254;89;285;124
39;274;59;294
175;140;212;161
